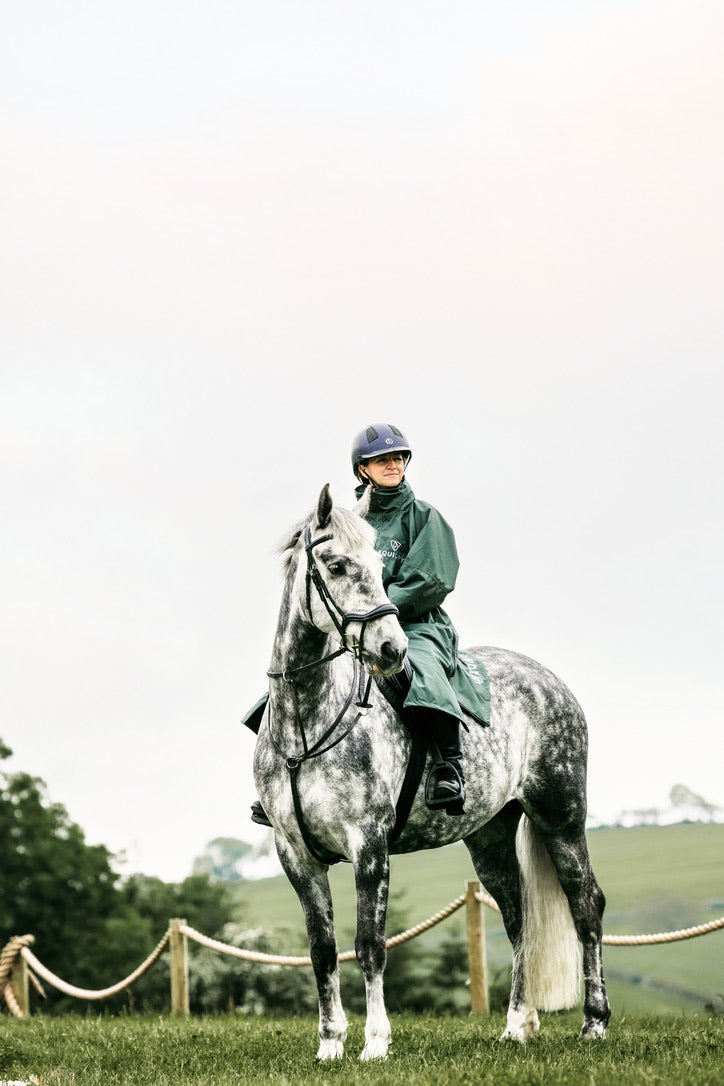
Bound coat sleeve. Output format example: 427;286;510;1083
385;507;460;622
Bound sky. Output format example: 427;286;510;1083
2;1;723;884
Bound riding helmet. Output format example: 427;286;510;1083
351;423;412;479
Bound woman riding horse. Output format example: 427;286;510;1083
250;421;467;822
351;422;466;813
251;481;611;1059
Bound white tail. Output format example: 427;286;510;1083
516;815;582;1010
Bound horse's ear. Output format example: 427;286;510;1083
316;483;333;529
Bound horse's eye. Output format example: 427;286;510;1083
327;560;345;575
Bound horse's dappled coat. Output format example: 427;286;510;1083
253;486;610;1060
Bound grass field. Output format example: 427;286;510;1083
3;826;722;1084
232;823;724;1015
2;1013;723;1085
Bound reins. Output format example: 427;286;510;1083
266;523;400;864
266;654;369;766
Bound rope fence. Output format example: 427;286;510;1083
180;890;476;967
2;885;723;1018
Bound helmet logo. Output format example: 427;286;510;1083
385;438;393;445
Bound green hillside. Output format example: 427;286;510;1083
232;823;724;1015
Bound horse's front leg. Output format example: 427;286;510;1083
275;837;348;1060
354;839;391;1061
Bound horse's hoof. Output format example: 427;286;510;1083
580;1019;607;1040
500;1027;527;1043
359;1040;389;1061
317;1039;345;1060
500;1007;540;1042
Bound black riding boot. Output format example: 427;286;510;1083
250;799;272;828
422;712;466;816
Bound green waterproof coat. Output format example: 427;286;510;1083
355;480;462;720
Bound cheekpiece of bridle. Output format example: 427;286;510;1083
302;524;399;660
266;523;399;752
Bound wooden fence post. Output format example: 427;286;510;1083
169;918;189;1015
12;952;30;1017
465;879;489;1014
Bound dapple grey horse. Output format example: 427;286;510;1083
253;485;610;1060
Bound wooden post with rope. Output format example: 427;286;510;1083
169;918;189;1015
12;951;30;1017
465;879;489;1014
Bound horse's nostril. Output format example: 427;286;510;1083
381;641;404;667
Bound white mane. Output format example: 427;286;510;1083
279;501;376;575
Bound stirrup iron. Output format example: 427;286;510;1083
424;756;465;815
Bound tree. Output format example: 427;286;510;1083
118;873;236;1011
122;873;233;940
191;836;277;881
1;747;124;994
1;741;236;1013
192;837;254;881
670;783;720;818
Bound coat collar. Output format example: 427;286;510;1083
355;479;415;515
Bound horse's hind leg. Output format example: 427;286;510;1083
531;821;611;1038
276;839;348;1059
464;802;540;1042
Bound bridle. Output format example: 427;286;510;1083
267;523;400;719
265;523;402;863
302;525;399;661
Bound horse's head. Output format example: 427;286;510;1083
284;484;408;676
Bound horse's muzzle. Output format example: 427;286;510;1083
369;641;408;676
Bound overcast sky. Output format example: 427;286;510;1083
3;1;723;883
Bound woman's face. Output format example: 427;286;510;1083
359;452;407;488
